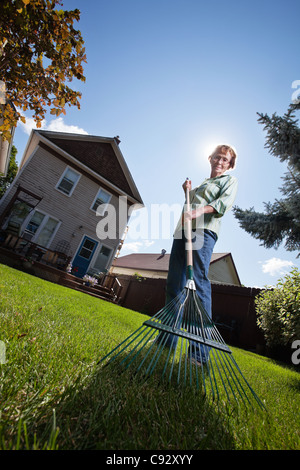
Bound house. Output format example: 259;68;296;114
110;250;241;286
0;130;143;279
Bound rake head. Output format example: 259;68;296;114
98;283;265;410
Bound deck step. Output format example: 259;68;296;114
59;276;116;302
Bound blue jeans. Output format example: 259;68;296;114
163;229;217;361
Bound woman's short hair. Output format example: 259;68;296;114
209;144;237;169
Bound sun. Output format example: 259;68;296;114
203;141;221;157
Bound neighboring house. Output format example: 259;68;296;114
110;250;241;286
0;130;143;278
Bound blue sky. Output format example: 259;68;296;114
13;0;300;288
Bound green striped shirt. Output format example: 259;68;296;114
175;174;238;238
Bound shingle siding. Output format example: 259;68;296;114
40;134;136;198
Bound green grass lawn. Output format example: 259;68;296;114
0;263;299;450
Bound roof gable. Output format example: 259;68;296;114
36;130;143;204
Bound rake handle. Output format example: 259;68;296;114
185;178;193;279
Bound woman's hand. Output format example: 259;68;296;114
182;179;192;192
182;208;203;225
183;210;196;222
182;206;216;225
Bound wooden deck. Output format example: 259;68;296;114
0;241;122;304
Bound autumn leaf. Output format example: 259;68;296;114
0;0;86;140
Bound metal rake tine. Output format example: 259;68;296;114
138;330;171;377
209;347;236;403
161;333;179;380
212;348;257;408
155;290;187;321
173;292;188;330
225;353;266;410
222;351;252;406
187;302;203;390
98;325;147;366
120;327;157;370
177;336;185;385
203;352;219;401
144;335;169;377
168;334;183;383
180;338;190;387
216;349;255;406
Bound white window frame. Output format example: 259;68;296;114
55;166;81;197
90;187;112;215
21;209;61;248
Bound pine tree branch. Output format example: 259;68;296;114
286;165;300;190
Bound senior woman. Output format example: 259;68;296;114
163;144;238;364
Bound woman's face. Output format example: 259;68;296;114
209;150;232;177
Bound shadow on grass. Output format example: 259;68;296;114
37;347;241;450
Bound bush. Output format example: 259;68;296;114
255;267;300;349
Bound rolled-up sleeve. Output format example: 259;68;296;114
208;176;238;217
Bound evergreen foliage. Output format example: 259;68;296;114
233;103;300;256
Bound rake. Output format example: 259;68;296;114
98;180;265;410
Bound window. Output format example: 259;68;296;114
78;238;97;260
22;210;59;247
4;201;32;233
56;167;81;196
93;245;112;272
23;211;45;240
35;217;59;247
91;188;111;214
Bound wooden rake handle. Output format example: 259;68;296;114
185;178;193;279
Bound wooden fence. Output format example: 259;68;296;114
115;274;266;353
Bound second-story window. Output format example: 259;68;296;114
91;188;111;215
56;167;81;196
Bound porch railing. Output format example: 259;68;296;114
0;231;71;270
99;274;123;302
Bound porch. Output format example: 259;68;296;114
0;231;122;304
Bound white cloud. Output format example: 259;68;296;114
260;258;294;277
18;113;88;136
144;240;155;248
19;115;46;135
122;242;143;253
122;240;155;253
46;117;88;134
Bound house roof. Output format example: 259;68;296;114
29;130;144;205
112;252;233;272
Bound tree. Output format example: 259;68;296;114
255;267;300;349
233;102;300;256
0;145;18;198
0;0;87;141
